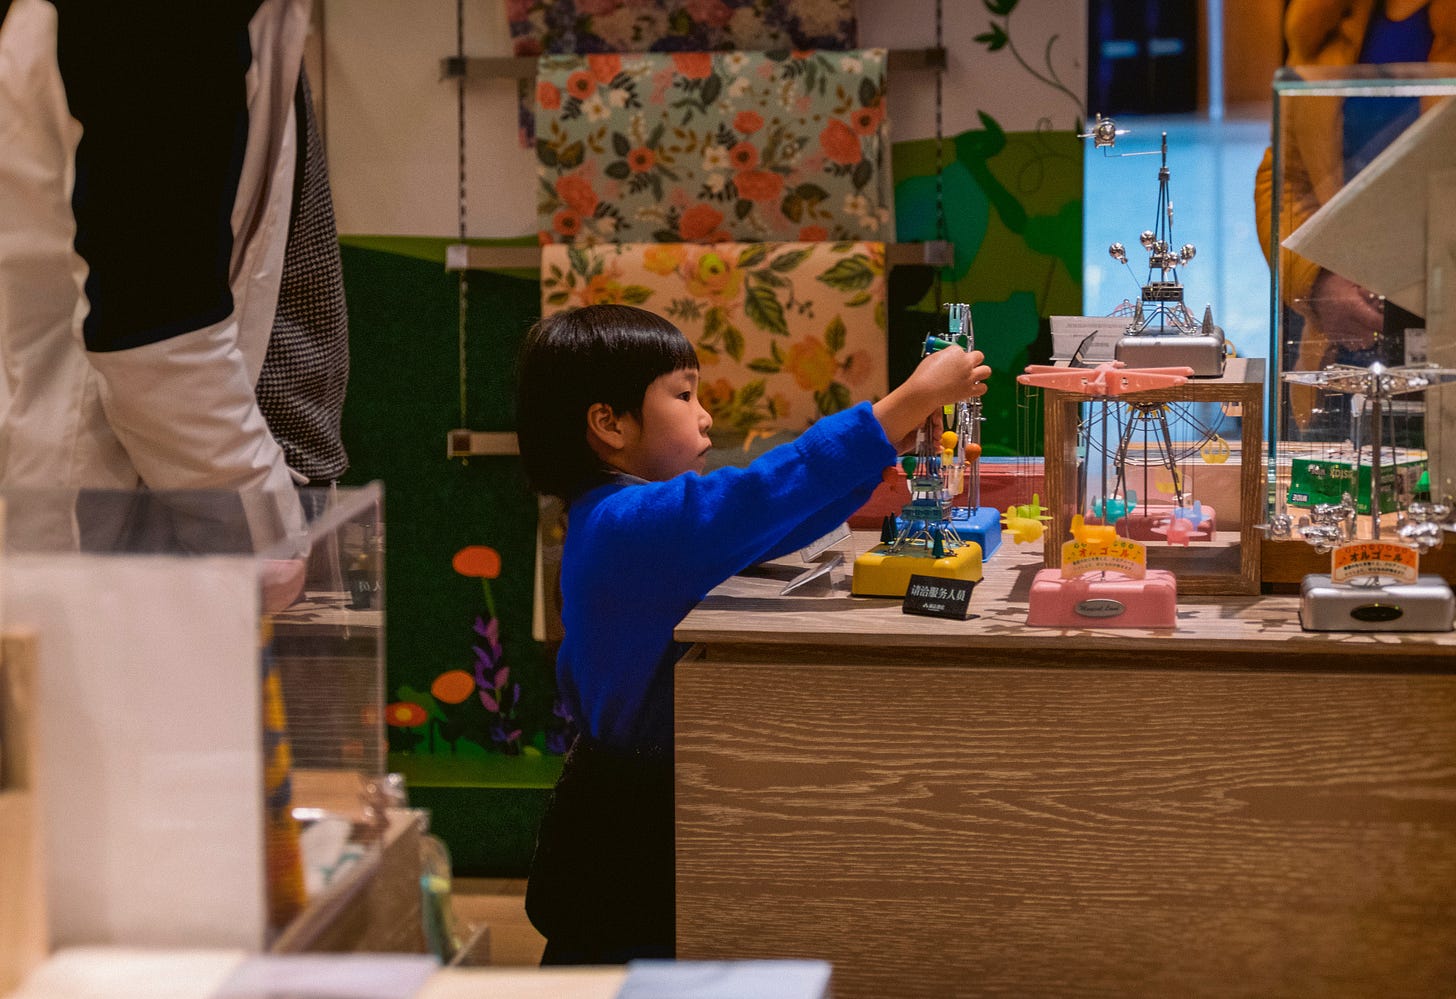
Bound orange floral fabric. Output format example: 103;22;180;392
535;49;892;245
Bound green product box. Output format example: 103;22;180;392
1286;454;1426;514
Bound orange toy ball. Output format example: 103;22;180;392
965;442;982;460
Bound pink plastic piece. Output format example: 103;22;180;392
1090;505;1217;542
1163;517;1195;545
1026;568;1178;628
1018;361;1193;397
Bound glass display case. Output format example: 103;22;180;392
2;483;386;950
1268;65;1456;551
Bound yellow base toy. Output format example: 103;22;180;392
851;540;983;598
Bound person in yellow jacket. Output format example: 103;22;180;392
1255;0;1456;432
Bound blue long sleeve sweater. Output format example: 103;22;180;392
557;401;896;750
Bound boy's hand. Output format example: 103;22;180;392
873;348;992;451
908;346;991;407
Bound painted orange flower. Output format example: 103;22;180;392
734;169;783;202
386;701;428;728
784;336;838;392
431;670;476;705
565;71;595;100
452;545;502;579
819;118;861;166
798;225;829;241
849;104;883;136
580;272;631;305
686;0;733;28
643;244;685;275
728;141;758;170
671;52;714;79
678;203;726;241
555;174;598;215
537;80;562;111
552;210;582;238
733;110;764;134
627;147;656;173
587;53;622;83
699;377;735;412
682;249;744;301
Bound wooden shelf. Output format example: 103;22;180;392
1;630;45;994
441;47;946;82
445;241;952;273
447;429;519;459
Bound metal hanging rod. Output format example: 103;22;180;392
440;47;946;82
445;241;953;272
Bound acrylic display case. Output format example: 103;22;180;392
1266;65;1456;584
1034;357;1265;595
1;483;386;953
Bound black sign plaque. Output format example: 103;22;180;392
902;574;977;621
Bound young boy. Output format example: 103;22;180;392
516;304;989;965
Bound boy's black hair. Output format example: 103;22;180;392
516;304;699;502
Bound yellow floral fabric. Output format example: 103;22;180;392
541;241;888;438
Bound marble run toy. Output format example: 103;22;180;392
852;303;992;598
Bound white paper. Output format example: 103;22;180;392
1283;94;1456;318
9;555;265;949
213;954;440;999
8;947;246;999
617;960;833;999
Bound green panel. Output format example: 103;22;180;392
338;245;566;871
891;123;1084;457
409;784;552;877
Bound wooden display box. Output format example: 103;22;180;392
1;630;46;994
1039;357;1265;595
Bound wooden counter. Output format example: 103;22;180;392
672;537;1456;998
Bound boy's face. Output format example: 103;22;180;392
616;367;714;481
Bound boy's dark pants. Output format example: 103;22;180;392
525;735;675;965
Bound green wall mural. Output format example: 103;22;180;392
336;123;1081;875
890;118;1082;456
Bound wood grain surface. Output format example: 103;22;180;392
673;536;1456;997
0;631;46;993
675;659;1456;998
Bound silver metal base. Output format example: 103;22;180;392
1298;574;1455;632
1115;329;1227;377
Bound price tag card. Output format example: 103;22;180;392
1061;536;1147;579
902;574;977;620
1330;541;1419;584
799;522;850;561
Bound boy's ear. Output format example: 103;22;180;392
585;402;627;453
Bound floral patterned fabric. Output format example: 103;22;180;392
541;241;888;438
535;49;893;245
508;0;858;146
